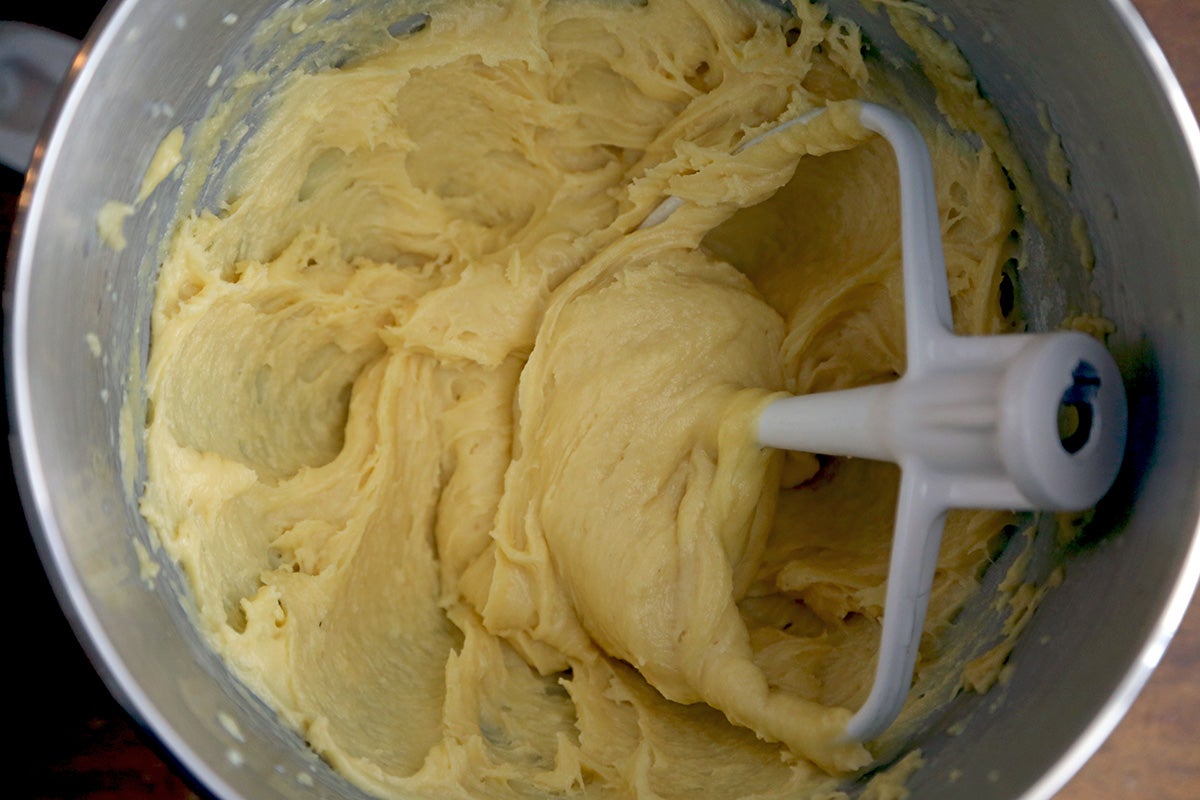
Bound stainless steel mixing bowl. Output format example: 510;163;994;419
5;1;1199;798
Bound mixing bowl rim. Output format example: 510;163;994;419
5;4;254;799
1013;1;1200;795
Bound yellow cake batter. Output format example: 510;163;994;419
140;0;1021;796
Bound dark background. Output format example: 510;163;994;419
3;2;1196;799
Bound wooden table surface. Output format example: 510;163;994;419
4;1;1198;799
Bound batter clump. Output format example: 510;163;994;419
141;0;1019;797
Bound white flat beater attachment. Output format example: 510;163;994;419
643;102;1128;743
